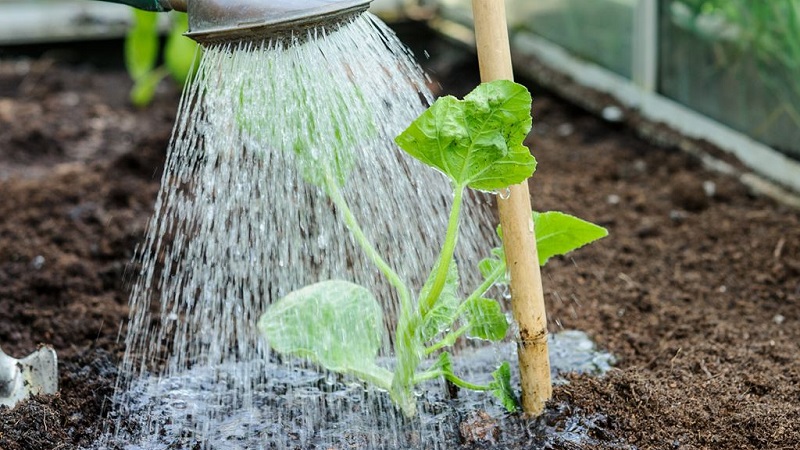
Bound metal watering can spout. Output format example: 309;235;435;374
99;0;373;44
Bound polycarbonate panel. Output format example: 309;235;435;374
660;0;800;160
437;0;635;78
512;0;635;78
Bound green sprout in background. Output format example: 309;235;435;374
258;80;608;417
125;10;199;107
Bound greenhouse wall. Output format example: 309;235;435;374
660;0;800;160
436;0;800;194
439;0;635;78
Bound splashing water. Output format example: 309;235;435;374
102;13;504;449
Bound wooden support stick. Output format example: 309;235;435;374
471;0;552;415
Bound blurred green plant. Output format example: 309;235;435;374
125;10;199;107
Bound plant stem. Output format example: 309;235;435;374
323;169;412;311
390;185;465;416
413;370;442;384
322;169;421;416
424;326;469;355
466;262;507;305
444;374;492;392
416;369;492;392
419;185;465;317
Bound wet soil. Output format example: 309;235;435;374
1;35;798;449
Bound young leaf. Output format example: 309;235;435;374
533;211;608;265
125;10;159;81
258;280;392;389
395;80;536;191
478;247;506;282
489;211;608;275
489;362;520;412
419;259;460;342
462;298;508;341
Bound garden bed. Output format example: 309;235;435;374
0;35;798;449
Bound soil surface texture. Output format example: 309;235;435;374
1;35;798;450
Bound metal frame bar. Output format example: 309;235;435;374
632;0;658;91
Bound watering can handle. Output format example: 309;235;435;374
97;0;187;12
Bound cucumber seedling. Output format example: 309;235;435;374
259;80;607;417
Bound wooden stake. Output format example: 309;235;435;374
471;0;552;415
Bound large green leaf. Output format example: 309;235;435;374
533;211;608;265
258;280;392;388
395;80;536;191
462;298;508;341
419;259;460;342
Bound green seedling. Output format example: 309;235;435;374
258;80;608;417
125;10;199;107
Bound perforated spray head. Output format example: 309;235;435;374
184;0;373;45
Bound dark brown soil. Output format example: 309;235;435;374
1;35;798;450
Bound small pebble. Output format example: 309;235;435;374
31;255;45;270
607;194;621;205
14;59;31;76
773;314;785;325
703;180;716;198
556;123;574;137
59;92;80;108
601;105;624;122
669;210;688;222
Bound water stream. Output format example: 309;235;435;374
100;12;614;449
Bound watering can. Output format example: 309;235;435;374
98;0;373;44
0;345;58;408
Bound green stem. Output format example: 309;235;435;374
465;261;507;305
323;169;420;416
323;170;412;311
424;326;469;356
444;373;492;392
419;185;465;317
416;369;492;392
413;368;445;384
